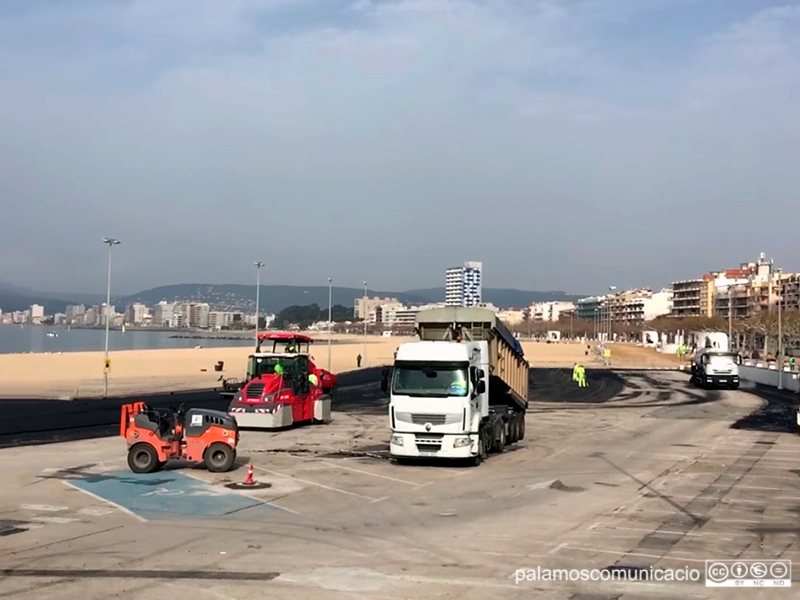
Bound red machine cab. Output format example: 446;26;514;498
227;333;337;429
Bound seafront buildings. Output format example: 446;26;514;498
2;252;798;330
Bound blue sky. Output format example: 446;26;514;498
1;0;798;295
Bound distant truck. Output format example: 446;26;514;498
690;347;741;389
382;306;529;466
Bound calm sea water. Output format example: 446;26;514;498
0;326;257;354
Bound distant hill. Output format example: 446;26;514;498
0;281;586;315
116;284;585;313
0;282;72;314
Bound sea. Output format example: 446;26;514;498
0;325;258;354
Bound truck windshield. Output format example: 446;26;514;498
392;363;469;397
709;354;736;365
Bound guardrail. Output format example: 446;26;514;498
740;361;800;393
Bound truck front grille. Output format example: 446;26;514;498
411;413;447;425
416;444;441;453
245;383;265;399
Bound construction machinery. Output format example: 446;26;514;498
226;333;337;429
383;306;529;465
120;402;239;473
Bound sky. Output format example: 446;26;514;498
1;0;798;295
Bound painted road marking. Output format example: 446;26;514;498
319;460;425;487
64;481;148;523
65;470;276;520
180;471;300;516
255;466;381;502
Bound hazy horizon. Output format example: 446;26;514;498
2;1;798;296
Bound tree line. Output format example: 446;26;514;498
273;303;354;330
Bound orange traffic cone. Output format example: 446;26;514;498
243;464;255;485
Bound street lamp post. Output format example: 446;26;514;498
728;286;732;350
777;268;783;389
102;237;120;397
254;261;264;342
608;286;616;342
327;277;333;372
363;281;368;367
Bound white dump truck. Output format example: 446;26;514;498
689;347;741;389
381;306;529;465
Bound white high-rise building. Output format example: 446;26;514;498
445;261;483;307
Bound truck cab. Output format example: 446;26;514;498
386;341;489;462
227;333;336;429
690;348;741;389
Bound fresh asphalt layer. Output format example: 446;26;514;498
1;367;799;599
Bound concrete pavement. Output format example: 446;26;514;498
0;369;799;599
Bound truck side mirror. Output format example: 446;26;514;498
476;380;486;394
476;368;485;379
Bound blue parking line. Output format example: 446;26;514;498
68;470;269;520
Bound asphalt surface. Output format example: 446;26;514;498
1;368;799;599
0;367;386;448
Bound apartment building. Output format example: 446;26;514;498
670;279;706;318
778;273;800;311
530;301;575;322
497;308;525;325
612;288;673;324
574;295;607;321
355;296;400;320
445;261;482;307
125;302;148;325
153;301;177;328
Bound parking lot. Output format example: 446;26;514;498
1;370;799;599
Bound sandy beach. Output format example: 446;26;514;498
0;337;679;398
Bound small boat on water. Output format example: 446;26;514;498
46;331;58;338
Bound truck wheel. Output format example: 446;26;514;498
127;443;159;474
508;416;518;444
204;442;235;472
518;414;526;440
495;423;506;453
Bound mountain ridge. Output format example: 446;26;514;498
0;281;586;314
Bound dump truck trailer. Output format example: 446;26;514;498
383;306;529;465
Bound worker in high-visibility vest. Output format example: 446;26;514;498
572;363;579;384
308;372;319;387
576;364;587;387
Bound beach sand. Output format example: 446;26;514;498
0;337;678;398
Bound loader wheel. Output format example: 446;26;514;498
518;414;525;440
128;443;159;474
205;443;235;473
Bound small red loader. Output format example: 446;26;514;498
120;402;239;473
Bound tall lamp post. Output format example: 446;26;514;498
254;261;264;342
327;277;333;372
727;286;732;350
776;268;783;390
102;237;120;397
363;281;368;367
608;285;616;342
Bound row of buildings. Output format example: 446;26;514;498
574;252;797;327
0;301;275;330
4;254;794;331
